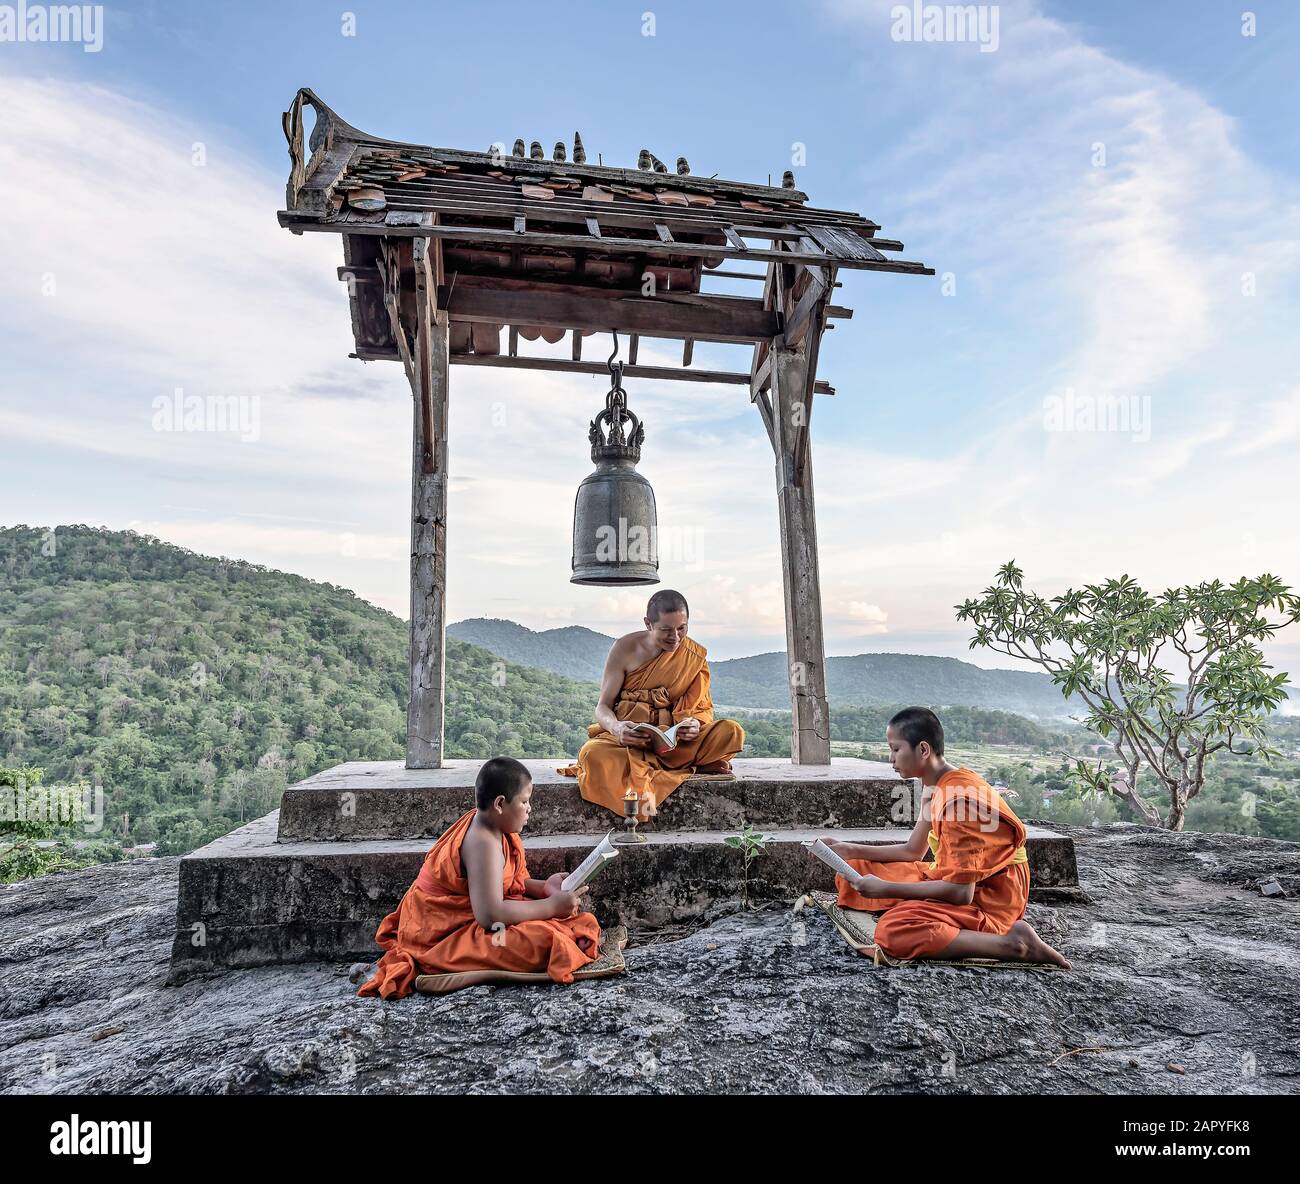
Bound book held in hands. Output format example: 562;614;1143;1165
807;838;860;882
626;721;683;754
561;831;620;892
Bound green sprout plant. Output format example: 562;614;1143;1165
724;823;772;910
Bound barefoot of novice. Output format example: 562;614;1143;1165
1007;920;1072;969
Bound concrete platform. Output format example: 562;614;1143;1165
276;757;912;841
169;809;1081;980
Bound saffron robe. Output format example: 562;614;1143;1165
836;767;1030;961
356;809;600;1000
559;637;745;817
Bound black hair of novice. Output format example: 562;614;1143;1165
475;756;532;809
646;589;689;621
888;706;945;756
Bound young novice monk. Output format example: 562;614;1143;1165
357;756;601;999
822;707;1070;968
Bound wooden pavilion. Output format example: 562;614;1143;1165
278;88;933;770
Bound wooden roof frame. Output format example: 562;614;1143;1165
279;88;933;392
277;88;935;770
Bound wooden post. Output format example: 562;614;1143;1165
771;342;831;764
407;237;450;769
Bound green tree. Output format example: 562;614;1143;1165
957;562;1300;829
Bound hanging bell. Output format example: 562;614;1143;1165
571;356;659;586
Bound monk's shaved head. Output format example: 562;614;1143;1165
475;756;532;809
646;589;689;622
888;706;944;755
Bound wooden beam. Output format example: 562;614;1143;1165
437;285;777;342
280;212;935;275
407;237;449;770
754;389;776;449
783;265;829;350
446;351;834;391
771;342;830;764
682;338;694;366
413;238;437;471
377;239;415;389
750;348;772;402
628;334;639;364
572;330;582;360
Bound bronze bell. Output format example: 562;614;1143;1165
571;356;659;586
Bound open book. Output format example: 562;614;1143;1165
626;721;684;754
806;838;860;882
560;831;620;892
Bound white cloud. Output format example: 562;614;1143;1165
3;24;1298;670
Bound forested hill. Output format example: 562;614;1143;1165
448;618;613;683
0;526;598;858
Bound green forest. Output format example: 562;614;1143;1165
3;525;1298;881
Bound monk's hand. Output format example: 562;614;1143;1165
542;872;567;897
614;722;653;748
851;874;886;897
676;716;701;740
549;886;589;918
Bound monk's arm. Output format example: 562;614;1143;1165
672;666;714;727
593;643;650;746
852;874;975;905
593;645;627;735
827;808;931;863
464;835;573;926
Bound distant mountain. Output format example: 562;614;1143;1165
448;618;613;684
446;617;1084;719
714;651;1082;719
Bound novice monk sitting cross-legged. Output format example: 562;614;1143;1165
357;757;601;1000
822;706;1070;968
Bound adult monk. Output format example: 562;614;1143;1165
559;589;745;819
822;706;1070;968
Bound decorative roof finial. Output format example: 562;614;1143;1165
676;156;690;175
573;132;587;163
553;140;567;162
530;141;544;160
782;169;796;189
637;148;652;171
512;138;525;158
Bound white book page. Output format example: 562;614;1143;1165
809;838;860;881
561;831;619;892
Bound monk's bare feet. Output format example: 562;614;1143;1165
1008;920;1072;969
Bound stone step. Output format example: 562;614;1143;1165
169;809;1080;981
276;757;913;842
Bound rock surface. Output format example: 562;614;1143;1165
2;825;1299;1095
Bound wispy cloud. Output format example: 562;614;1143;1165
3;7;1299;669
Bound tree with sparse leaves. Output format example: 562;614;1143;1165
956;563;1300;830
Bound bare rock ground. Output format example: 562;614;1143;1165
2;825;1298;1094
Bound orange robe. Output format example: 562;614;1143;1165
559;637;745;818
356;809;600;1000
836;767;1030;961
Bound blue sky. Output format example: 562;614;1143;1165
2;0;1298;674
